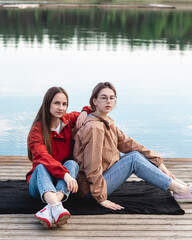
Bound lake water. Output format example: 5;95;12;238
0;7;192;157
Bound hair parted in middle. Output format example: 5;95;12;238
89;82;117;111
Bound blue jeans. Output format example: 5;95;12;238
28;160;79;203
85;151;172;200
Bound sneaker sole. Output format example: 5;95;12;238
35;214;51;228
175;199;192;203
56;212;71;227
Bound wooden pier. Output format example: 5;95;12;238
0;156;192;240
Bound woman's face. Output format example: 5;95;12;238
50;92;68;119
93;88;116;116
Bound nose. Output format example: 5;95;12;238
58;103;63;109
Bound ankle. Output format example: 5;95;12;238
49;202;62;209
57;191;65;201
176;185;188;194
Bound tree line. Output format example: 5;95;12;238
0;7;192;50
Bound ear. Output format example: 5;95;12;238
93;98;97;107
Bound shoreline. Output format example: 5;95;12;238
1;3;192;10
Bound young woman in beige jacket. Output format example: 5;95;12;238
73;82;192;210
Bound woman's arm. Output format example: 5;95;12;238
80;125;108;203
29;127;78;192
117;128;163;167
64;106;92;129
82;126;124;209
116;127;177;179
28;122;69;179
76;111;88;130
158;163;175;179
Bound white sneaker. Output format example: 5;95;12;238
51;202;71;226
173;184;192;202
35;205;53;228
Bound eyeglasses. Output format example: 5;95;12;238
99;96;117;103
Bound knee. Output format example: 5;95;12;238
126;151;142;159
64;160;79;171
132;151;143;158
125;151;146;164
64;160;79;178
35;163;46;172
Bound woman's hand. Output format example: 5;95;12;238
76;111;88;130
99;200;124;210
64;173;78;193
158;163;175;179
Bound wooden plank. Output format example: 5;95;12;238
1;218;192;225
0;237;154;240
1;230;192;237
0;238;192;240
0;223;192;230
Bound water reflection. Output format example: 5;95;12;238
0;7;192;157
0;8;192;50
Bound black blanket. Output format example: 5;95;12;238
0;180;184;215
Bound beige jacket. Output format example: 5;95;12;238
73;115;163;203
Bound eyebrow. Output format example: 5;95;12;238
53;100;68;103
100;94;116;97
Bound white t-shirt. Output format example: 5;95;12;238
51;119;65;134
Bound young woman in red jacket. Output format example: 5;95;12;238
26;86;91;228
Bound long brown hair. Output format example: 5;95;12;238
28;87;68;161
89;82;117;111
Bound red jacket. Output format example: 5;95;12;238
26;107;91;184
